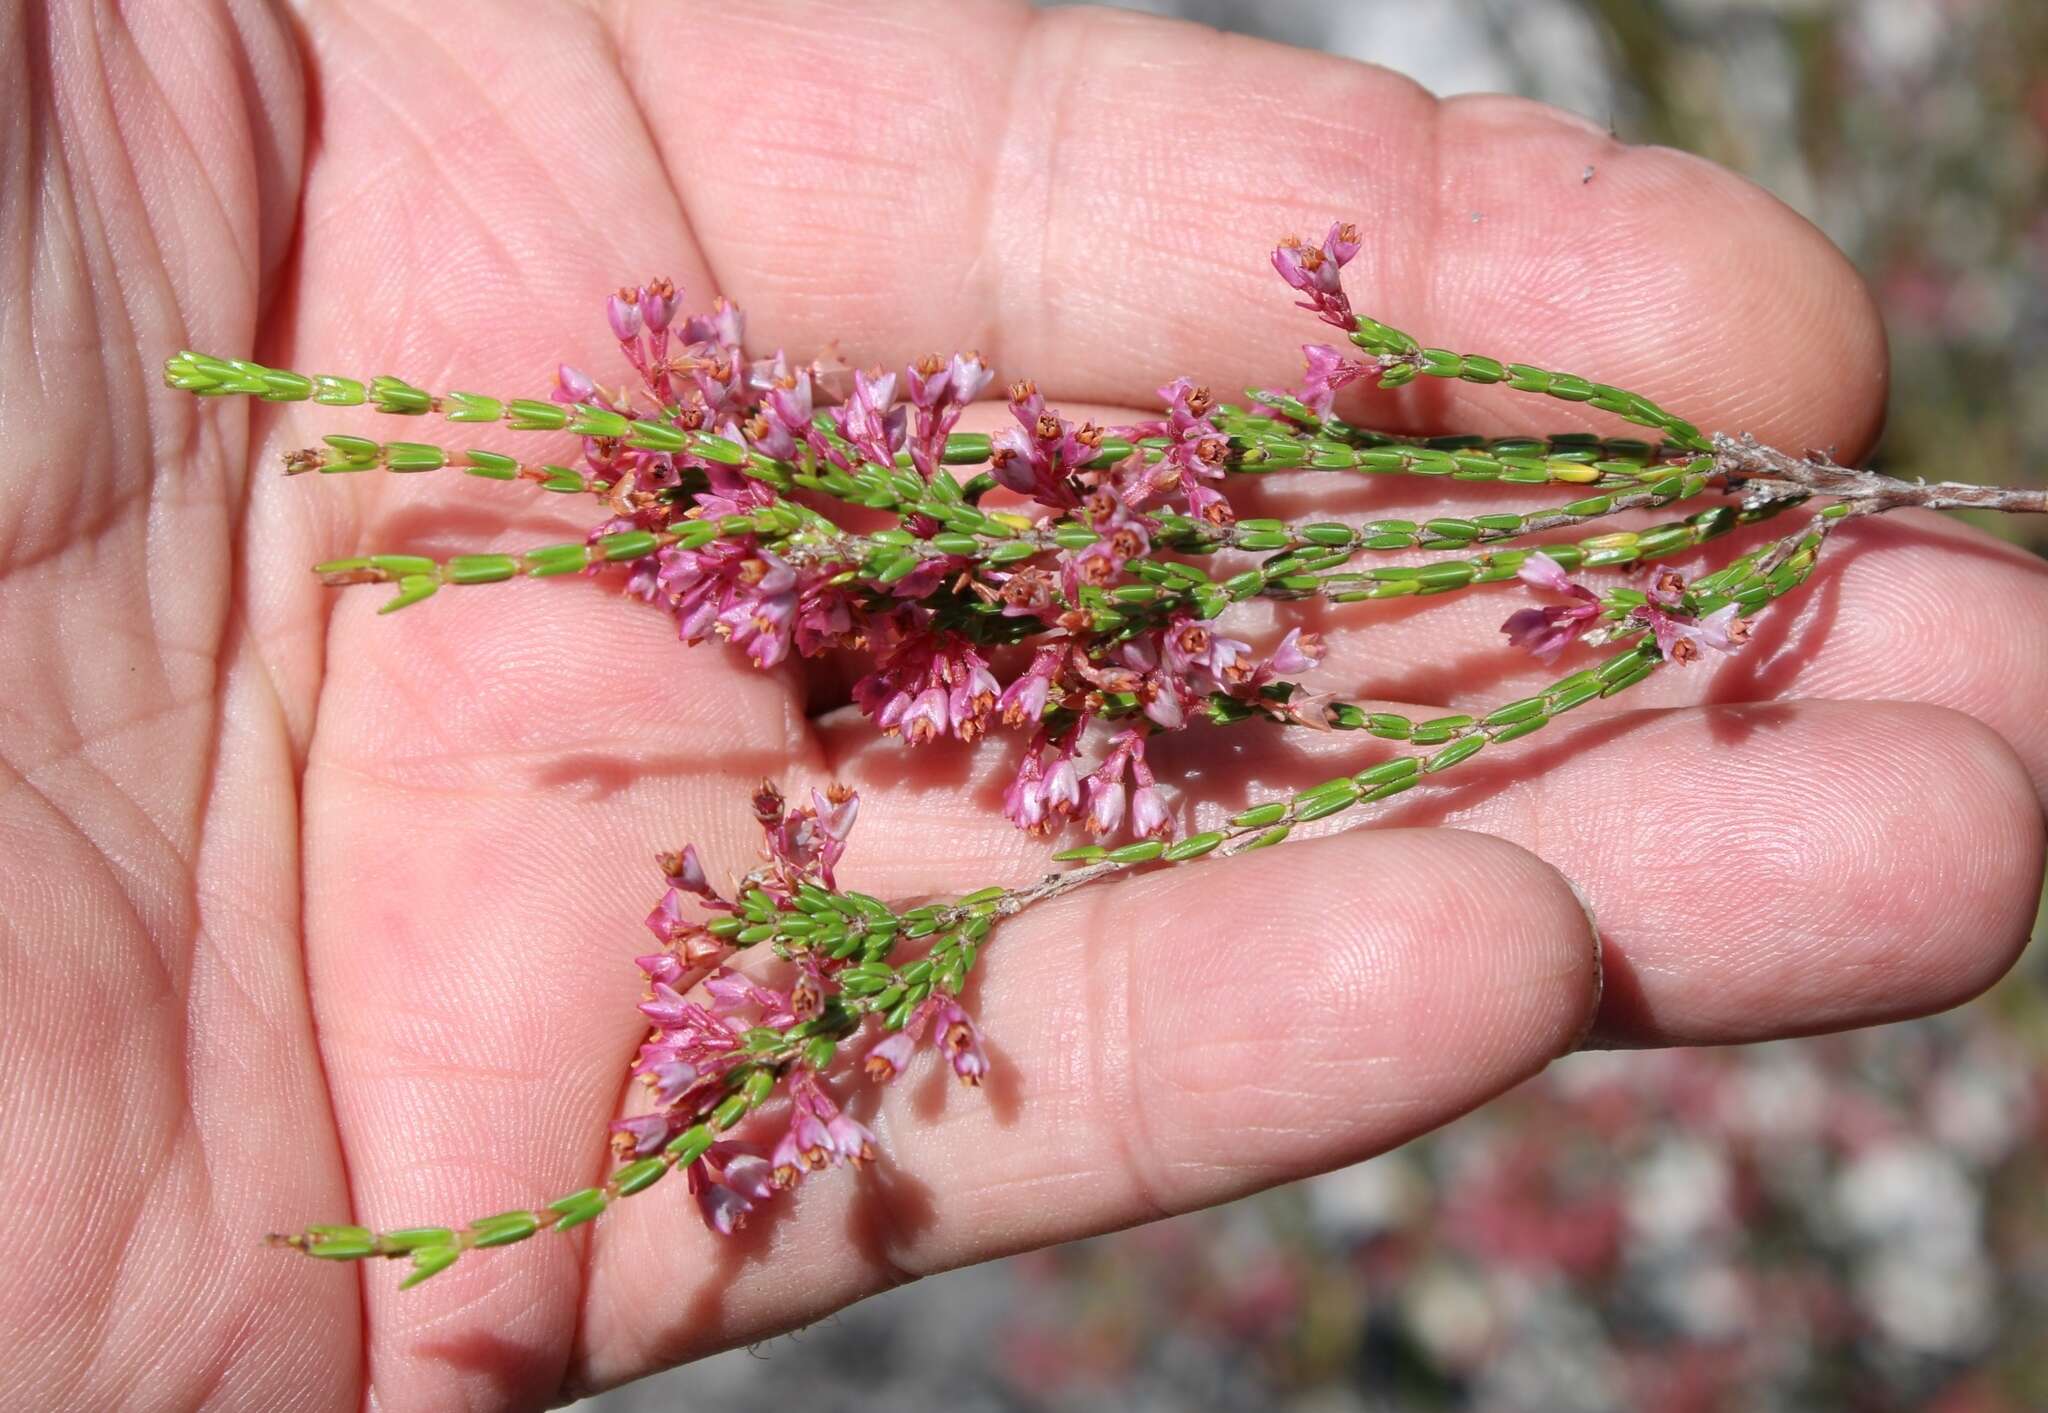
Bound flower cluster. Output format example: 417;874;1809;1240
1502;554;1750;666
608;785;988;1237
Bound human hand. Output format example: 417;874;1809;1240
7;2;2041;1408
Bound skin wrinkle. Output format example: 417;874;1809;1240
1085;870;1177;1228
604;3;735;334
957;2;1030;368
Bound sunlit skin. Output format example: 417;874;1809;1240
5;2;2044;1408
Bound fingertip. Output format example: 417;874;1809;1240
1109;826;1602;1199
1418;96;1889;458
1875;704;2044;1013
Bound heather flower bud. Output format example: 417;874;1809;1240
554;363;597;405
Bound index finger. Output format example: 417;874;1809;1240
618;0;1887;456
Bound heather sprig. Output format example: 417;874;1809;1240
181;220;2041;1284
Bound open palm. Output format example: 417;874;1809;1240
8;2;2044;1408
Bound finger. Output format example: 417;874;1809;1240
570;826;1598;1388
823;688;2040;1052
621;0;1885;454
1428;699;2043;1046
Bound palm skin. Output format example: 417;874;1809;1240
4;1;2044;1408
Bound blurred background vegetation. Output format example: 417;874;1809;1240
592;3;2048;1408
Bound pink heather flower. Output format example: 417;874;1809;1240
679;296;744;352
702;968;768;1016
1141;677;1187;729
764;366;815;435
748;782;862;891
1044;749;1083;818
1085;770;1127;835
1130;784;1170;839
906;350;995;479
691;1175;753;1235
862;996;977;1086
610;1112;674;1159
1297;342;1374;416
949;659;1002;742
1184;481;1234;526
814;787;858;848
1003;731;1090;834
646;1059;700;1106
607;289;643;342
1125;734;1172;839
901;686;949;745
1082;729;1169;838
645;887;686;943
852;634;1002;747
1152;377;1229;494
1501;552;1602;662
656;534;855;673
635;951;685;989
1160;615;1255;691
638;276;679;334
1593;567;1751;666
639;981;699;1029
790;956;828;1022
717;1147;777;1202
771;1073;878;1187
1270;627;1325;676
864;1029;919;1082
1003;742;1051;832
826;1110;878;1165
1272;222;1362;330
998;647;1061;727
769;1124;808;1187
554;363;597;405
668;843;713;897
937;1001;989;1087
790;1106;834;1169
834;367;908;468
